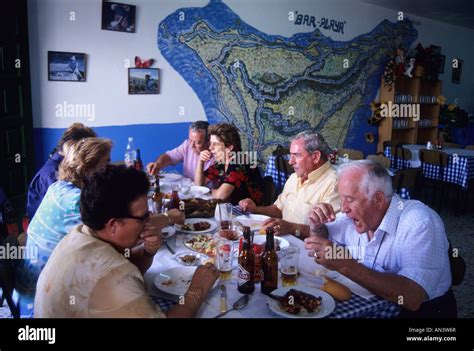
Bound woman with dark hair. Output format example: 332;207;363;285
35;165;218;318
26;123;97;219
195;123;263;205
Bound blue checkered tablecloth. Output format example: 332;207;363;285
265;155;290;194
151;291;399;318
385;147;474;189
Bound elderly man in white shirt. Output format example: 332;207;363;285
304;160;456;317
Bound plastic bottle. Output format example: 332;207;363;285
124;137;137;167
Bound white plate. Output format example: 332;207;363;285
267;286;335;318
252;235;289;251
161;226;176;240
173;252;208;266
183;234;216;256
190;185;210;196
154;266;217;296
234;214;270;232
175;218;217;234
160;173;182;182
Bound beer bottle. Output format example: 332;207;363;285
134;148;144;172
261;226;278;295
170;185;181;209
238;226;255;294
152;175;163;213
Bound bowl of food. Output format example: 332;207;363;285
174;252;207;266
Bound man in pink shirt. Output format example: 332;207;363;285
146;121;214;179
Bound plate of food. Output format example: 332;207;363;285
252;235;289;252
267;286;335;318
190;185;210;196
175;218;217;234
173;251;208;266
182;198;218;218
154;266;217;296
234;214;270;233
183;234;217;257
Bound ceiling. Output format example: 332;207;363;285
362;0;474;30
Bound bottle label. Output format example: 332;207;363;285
237;264;250;285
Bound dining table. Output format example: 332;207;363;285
385;144;474;189
143;173;400;318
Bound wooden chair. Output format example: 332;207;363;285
465;145;474;150
272;145;294;194
443;142;462;149
390;145;412;170
382;140;400;151
262;176;276;205
366;154;391;169
419;149;449;212
338;148;364;160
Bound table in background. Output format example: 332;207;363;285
385;145;474;189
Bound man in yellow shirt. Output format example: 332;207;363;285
239;131;339;239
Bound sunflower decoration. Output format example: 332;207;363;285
436;95;446;105
368;101;384;126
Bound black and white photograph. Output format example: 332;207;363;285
47;51;86;81
101;1;136;33
128;68;160;94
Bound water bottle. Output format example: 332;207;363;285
124;137;137;167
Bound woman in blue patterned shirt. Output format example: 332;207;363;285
15;137;113;317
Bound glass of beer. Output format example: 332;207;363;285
216;237;234;281
280;246;299;286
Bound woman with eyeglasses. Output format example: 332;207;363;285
35;165;218;318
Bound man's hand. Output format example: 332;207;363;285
309;203;336;234
304;236;354;271
199;150;213;163
262;218;294;236
239;198;257;213
189;263;219;296
166;209;185;225
146;162;159;175
140;228;163;257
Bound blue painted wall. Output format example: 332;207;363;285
33;123;190;173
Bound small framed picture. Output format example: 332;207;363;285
128;68;160;94
101;1;136;33
451;58;463;84
48;51;86;82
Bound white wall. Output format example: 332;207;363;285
28;0;474;130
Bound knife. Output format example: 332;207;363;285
219;284;227;314
164;241;175;255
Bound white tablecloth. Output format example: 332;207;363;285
143;207;399;318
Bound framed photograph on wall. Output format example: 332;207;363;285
128;68;160;94
101;1;136;33
48;51;86;82
451;58;463;84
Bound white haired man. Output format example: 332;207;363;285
304;160;455;317
239;131;339;239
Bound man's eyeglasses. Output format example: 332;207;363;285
125;211;151;224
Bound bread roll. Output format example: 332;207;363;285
321;277;352;301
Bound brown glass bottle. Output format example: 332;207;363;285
238;226;255;294
152;175;163;212
261;227;278;295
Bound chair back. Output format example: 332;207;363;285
367;154;391;169
339;148;363;160
443;142;461;149
262;176;276;205
419;149;448;166
272;145;294;190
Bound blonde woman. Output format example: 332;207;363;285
15;137;112;317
